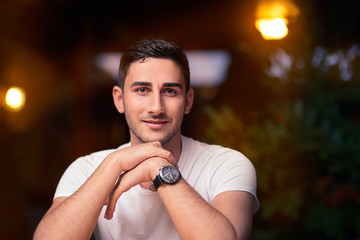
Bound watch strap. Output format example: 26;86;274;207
152;175;164;191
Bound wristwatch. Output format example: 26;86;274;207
149;165;181;191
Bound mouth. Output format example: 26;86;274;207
143;119;168;124
142;119;169;129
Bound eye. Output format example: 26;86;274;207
135;87;149;95
163;88;177;96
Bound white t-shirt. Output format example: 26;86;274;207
54;136;259;240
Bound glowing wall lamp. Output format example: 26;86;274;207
255;0;299;40
2;86;26;111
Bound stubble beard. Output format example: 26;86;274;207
124;112;184;146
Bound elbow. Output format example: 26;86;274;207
234;227;252;240
33;225;45;240
230;223;251;240
212;224;237;240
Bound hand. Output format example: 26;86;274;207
110;141;175;172
105;156;170;219
104;142;175;219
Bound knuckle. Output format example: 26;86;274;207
151;141;162;148
164;151;171;159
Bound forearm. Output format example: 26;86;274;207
34;156;122;240
35;142;175;239
158;179;237;240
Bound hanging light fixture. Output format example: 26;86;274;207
255;0;299;40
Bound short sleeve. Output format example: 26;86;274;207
53;147;126;199
54;157;94;199
209;150;259;213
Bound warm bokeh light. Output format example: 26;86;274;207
5;87;26;111
255;0;299;40
255;18;288;40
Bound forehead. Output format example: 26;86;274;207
125;57;185;87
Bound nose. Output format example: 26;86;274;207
147;92;164;115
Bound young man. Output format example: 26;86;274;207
34;39;259;240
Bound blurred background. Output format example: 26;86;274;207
1;0;360;239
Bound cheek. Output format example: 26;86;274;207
167;99;187;116
123;94;144;111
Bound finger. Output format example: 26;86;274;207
104;172;127;219
144;142;177;166
145;142;173;160
108;142;168;171
104;165;148;219
104;157;167;220
160;155;177;166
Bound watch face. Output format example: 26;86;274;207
160;165;181;184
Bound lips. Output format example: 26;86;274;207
142;119;169;129
143;119;168;124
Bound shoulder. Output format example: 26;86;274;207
182;135;250;163
68;142;130;175
180;136;258;211
180;135;255;177
181;135;256;182
54;142;130;198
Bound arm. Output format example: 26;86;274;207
34;142;173;240
158;179;254;240
211;191;254;239
34;152;126;240
106;161;255;240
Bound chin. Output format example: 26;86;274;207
144;137;168;145
140;134;174;146
130;127;181;146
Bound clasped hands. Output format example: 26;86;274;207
104;141;176;220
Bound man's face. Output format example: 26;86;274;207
114;57;193;146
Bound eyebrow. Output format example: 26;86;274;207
130;81;152;87
163;82;183;89
130;81;183;89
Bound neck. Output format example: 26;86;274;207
162;134;182;165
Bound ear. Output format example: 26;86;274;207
113;85;124;113
184;88;194;114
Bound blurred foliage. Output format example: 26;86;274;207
203;47;360;239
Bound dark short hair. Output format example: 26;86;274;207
118;39;190;91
